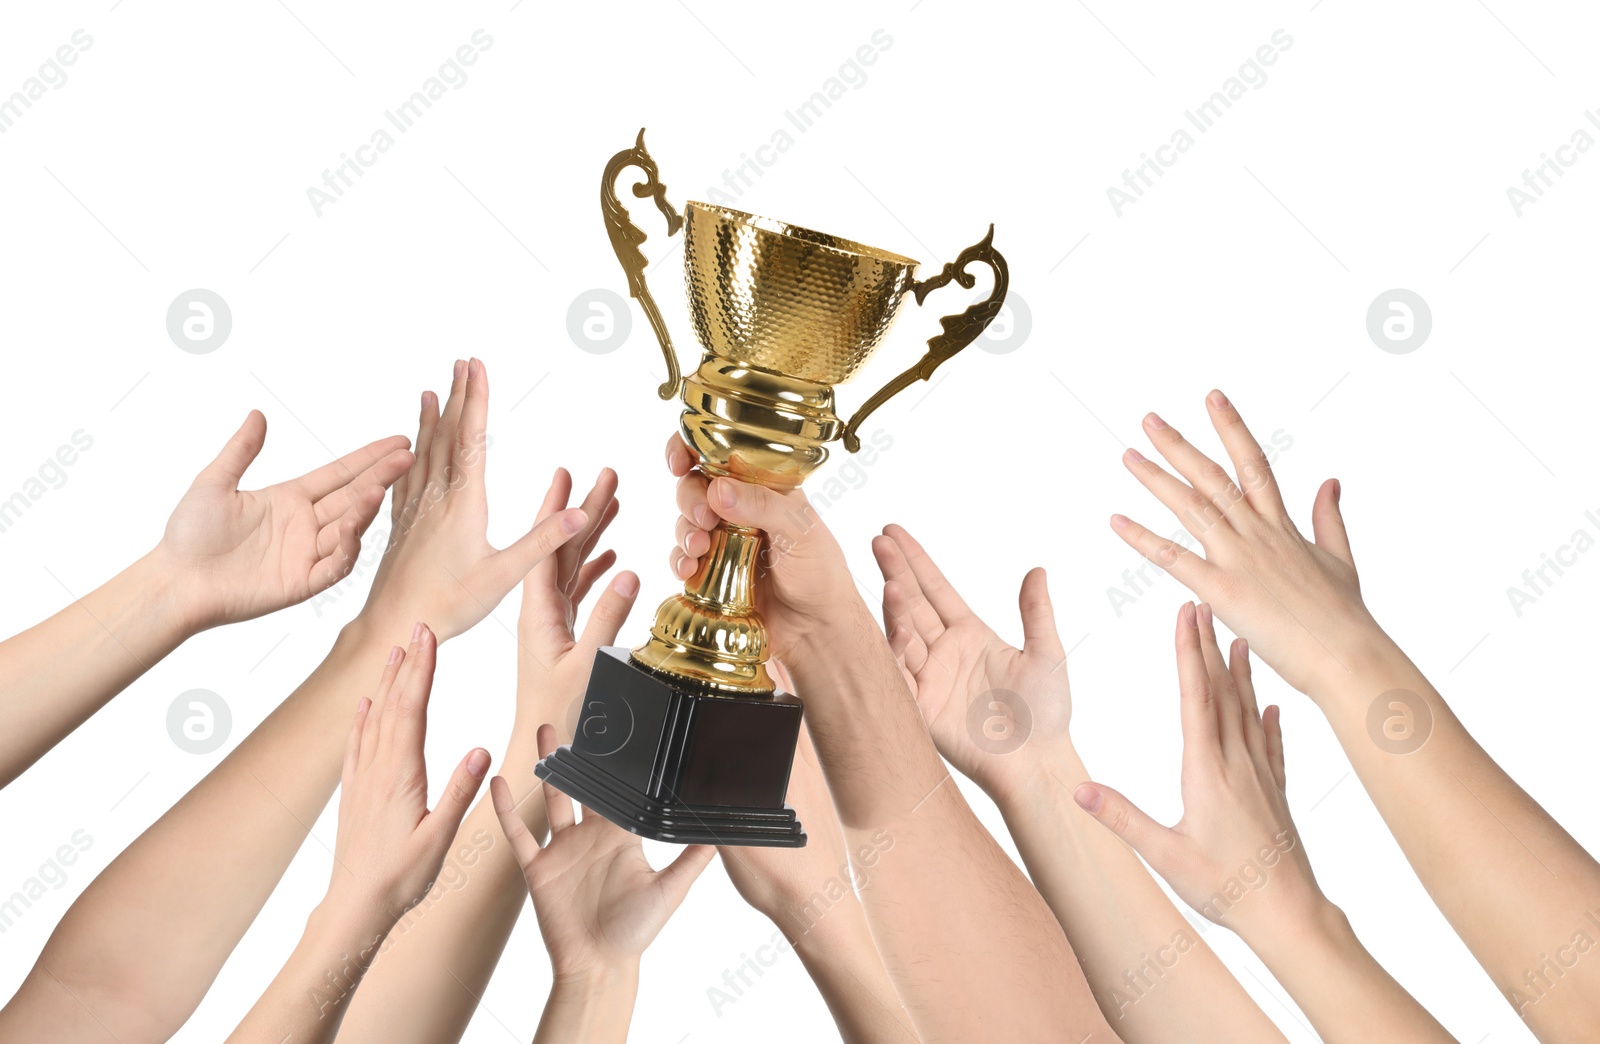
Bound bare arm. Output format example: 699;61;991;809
0;411;411;788
1112;390;1600;1038
872;527;1282;1041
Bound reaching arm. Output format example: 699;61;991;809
1074;602;1452;1043
1112;390;1600;1039
491;726;714;1044
340;467;632;1044
228;627;487;1043
667;435;1118;1044
0;359;586;1043
0;409;412;788
871;526;1281;1042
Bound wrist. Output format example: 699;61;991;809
1238;893;1350;963
989;744;1088;811
551;959;640;995
133;546;213;638
304;896;396;961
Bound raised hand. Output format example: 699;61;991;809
359;358;588;644
1110;390;1377;695
665;433;856;662
1073;603;1322;939
327;623;490;919
493;726;714;981
871;524;1073;801
226;622;488;1044
1074;603;1452;1044
158;409;413;629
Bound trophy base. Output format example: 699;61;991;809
534;647;807;848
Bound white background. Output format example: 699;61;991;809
1;1;1596;1041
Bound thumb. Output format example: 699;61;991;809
705;476;797;534
1074;781;1178;868
1018;567;1064;659
426;748;492;849
655;843;716;907
200;410;267;488
1310;478;1353;566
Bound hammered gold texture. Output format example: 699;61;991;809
682;202;921;385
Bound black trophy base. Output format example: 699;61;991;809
535;647;806;848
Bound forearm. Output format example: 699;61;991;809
533;968;638;1044
0;550;196;786
998;756;1282;1042
1245;901;1451;1043
787;600;1115;1043
1312;634;1600;1030
7;619;392;1042
762;890;917;1043
339;722;550;1044
228;901;395;1044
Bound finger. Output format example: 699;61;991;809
381;623;437;766
574;572;641;657
704;476;804;536
429;359;468;487
520;468;575;623
881;524;973;626
573;497;620;579
537;724;577;833
489;509;587;592
315;486;382;558
1109;514;1214;593
362;644;406;769
572;550;618;606
871;534;946;645
342;697;372;794
452;358;490;490
676;470;715;532
654;844;716;906
881;580;931;676
1073;782;1181;872
664;432;696;477
1229;637;1267;763
400;390;440;522
298;435;413;502
314;447;413;528
1018;567;1064;659
1174;603;1221;772
197;410;268;489
676;515;711;559
561;470;619;590
1142;412;1247;521
1205;389;1287;516
490;776;544;871
1196;603;1246;757
1123;448;1230;544
1263;705;1287;790
1311;478;1354;567
670;545;697;583
308;517;364;594
427;748;492;848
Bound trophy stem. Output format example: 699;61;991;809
631;517;775;695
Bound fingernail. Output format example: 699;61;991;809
613;572;640;598
1145;412;1167;430
1124;448;1145;464
1198;603;1213;626
387;645;402;665
1238;638;1249;659
561;509;586;535
694;505;715;529
1208;389;1230;409
1332;478;1342;503
1073;783;1103;813
466;749;491;778
357;696;371;713
412;621;424;644
1109;513;1130;530
715;480;737;511
454;359;466;381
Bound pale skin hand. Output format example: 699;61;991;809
1114;391;1600;1039
717;702;918;1044
669;433;1118;1044
874;527;1281;1042
0;411;411;788
227;624;489;1044
340;467;633;1044
1076;602;1453;1044
492;725;714;1044
0;359;585;1044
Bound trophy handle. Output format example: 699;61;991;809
839;225;1009;452
601;128;685;400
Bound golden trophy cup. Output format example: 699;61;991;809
534;129;1009;847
